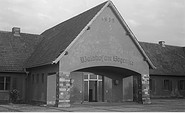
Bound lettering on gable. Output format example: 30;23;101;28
80;55;133;66
102;17;115;23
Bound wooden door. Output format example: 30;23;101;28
122;76;133;101
47;74;56;105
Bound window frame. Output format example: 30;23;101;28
163;79;172;91
149;79;156;93
32;74;35;84
0;76;11;91
84;73;102;81
41;73;44;84
179;80;185;90
36;74;39;83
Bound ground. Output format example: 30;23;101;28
0;99;185;112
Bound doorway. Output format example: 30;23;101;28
89;81;97;102
83;73;103;102
47;74;56;105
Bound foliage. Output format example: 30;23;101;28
9;89;20;103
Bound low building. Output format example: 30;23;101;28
140;42;185;98
0;0;184;107
0;27;43;103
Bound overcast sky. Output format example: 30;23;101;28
0;0;184;46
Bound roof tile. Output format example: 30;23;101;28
25;1;108;68
0;31;43;72
140;42;185;75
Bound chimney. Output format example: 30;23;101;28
12;27;20;36
159;41;165;47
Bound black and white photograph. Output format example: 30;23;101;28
0;0;185;112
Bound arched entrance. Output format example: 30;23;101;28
69;66;142;104
42;1;155;107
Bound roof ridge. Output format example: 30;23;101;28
0;30;40;36
140;41;184;48
0;30;11;33
41;1;109;36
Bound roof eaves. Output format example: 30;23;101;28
0;69;25;73
25;61;53;69
52;1;110;64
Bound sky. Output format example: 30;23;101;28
0;0;184;46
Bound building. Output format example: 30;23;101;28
0;27;43;103
140;42;185;98
0;1;184;107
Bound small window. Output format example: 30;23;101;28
12;78;17;89
98;75;102;80
179;80;185;90
36;74;39;83
90;74;97;79
6;77;10;90
42;73;44;83
0;77;10;90
84;74;88;79
164;80;172;91
0;77;4;90
149;79;152;91
149;79;155;92
32;74;34;83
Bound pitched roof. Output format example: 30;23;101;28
26;1;155;69
140;42;185;75
25;1;108;68
0;31;42;72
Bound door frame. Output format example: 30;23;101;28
83;73;103;102
47;74;57;105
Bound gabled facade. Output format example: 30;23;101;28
0;0;184;107
24;1;154;107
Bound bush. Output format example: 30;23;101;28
9;89;20;103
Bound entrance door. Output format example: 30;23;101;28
89;81;97;102
122;76;133;101
47;74;56;105
83;74;103;102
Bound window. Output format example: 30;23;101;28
12;78;17;89
83;73;102;81
84;74;88;79
98;75;102;80
42;73;44;83
36;74;39;83
149;79;152;91
90;74;97;79
179;80;185;90
149;79;155;92
0;77;10;90
164;80;172;91
32;74;34;83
